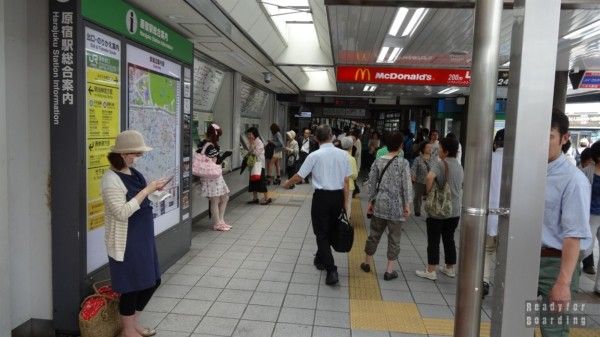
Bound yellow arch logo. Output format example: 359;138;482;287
355;68;371;81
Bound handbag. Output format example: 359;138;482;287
79;280;121;337
192;142;222;180
250;160;263;182
286;152;297;167
331;210;354;253
424;160;452;218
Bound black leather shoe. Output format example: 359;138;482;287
314;256;325;270
583;265;596;275
482;282;490;298
326;270;339;285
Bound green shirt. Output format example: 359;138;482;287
376;147;403;159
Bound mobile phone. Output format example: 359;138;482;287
163;175;174;185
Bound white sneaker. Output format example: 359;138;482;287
439;267;456;278
415;269;437;280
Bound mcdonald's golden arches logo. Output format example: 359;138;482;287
355;68;371;81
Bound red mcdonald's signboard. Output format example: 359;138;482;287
337;66;472;86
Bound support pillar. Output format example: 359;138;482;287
454;0;503;336
0;0;11;334
491;1;562;336
553;71;569;112
231;72;242;169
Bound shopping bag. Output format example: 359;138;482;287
331;210;354;253
79;281;121;337
250;161;263;182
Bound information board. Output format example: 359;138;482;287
241;81;269;118
127;44;181;235
193;59;225;112
85;27;121;273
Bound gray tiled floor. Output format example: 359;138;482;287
140;183;600;336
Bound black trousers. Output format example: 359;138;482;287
298;152;310;182
426;217;460;265
583;252;594;268
312;189;344;272
119;280;161;316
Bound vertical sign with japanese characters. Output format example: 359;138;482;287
50;0;76;126
85;27;121;273
181;67;192;222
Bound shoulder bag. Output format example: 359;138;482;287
424;160;452;218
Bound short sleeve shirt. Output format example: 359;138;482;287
297;143;351;190
430;157;464;218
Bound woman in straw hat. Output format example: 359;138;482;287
101;130;169;337
284;130;299;189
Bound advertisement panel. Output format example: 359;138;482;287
127;44;181;235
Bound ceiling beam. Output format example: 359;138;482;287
323;0;600;10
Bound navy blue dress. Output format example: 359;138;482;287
108;168;161;294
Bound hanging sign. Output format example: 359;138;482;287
82;0;193;64
579;71;600;89
337;66;510;87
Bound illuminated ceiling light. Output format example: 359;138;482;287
562;20;600;40
388;8;409;36
376;46;390;63
438;87;460;95
501;61;510;67
363;84;377;92
386;47;403;63
401;8;429;37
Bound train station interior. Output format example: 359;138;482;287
2;0;600;336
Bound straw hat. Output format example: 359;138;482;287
111;130;153;153
286;130;296;139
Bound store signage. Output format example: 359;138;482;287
337;66;510;87
579;71;600;89
82;0;193;64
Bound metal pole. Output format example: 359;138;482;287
454;0;503;336
491;1;561;336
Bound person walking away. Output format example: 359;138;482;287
415;137;464;280
411;142;433;217
536;110;592;336
351;129;363;197
197;124;231;232
341;136;358;219
403;131;415;166
581;141;600;287
446;132;463;165
284;130;299;188
482;129;504;297
368;131;381;169
282;125;351;286
102;130;169;337
576;137;590;167
267;123;284;185
362;132;412;281
246;127;272;205
429;130;440;159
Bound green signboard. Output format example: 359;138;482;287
82;0;193;64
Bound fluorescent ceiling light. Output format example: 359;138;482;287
562;20;600;40
363;84;377;92
388;8;409;36
387;47;402;63
376;46;390;63
302;66;328;72
438;87;460;95
501;61;510;67
402;8;429;37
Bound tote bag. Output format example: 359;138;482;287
424;160;452;218
192;143;222;180
250;160;263;182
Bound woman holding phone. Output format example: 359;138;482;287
197;123;231;231
101;130;169;337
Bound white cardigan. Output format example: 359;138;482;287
101;169;141;261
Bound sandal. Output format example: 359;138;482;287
247;199;259;204
260;198;273;205
384;271;398;281
360;263;371;273
219;221;232;230
213;223;230;231
139;328;157;337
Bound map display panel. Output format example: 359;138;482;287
193;59;224;112
127;44;181;235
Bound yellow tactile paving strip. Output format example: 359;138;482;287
347;198;599;336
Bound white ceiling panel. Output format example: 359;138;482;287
179;23;221;38
216;0;240;12
230;0;263;33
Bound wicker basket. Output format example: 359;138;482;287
79;281;121;337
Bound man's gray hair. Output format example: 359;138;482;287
315;124;332;142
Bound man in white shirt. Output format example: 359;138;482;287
283;125;352;286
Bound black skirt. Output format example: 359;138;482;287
248;168;268;193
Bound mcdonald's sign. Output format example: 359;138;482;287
337;66;472;86
354;68;371;81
